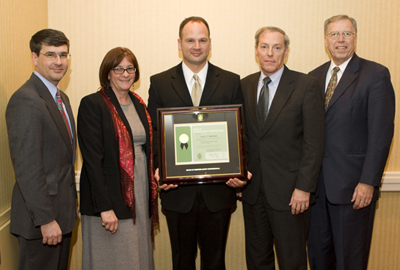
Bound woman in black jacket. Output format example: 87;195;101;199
78;47;158;270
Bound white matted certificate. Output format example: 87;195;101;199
174;122;230;165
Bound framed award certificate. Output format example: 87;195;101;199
157;105;245;185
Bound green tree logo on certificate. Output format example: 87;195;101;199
174;122;230;165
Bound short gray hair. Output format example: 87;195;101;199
324;15;357;35
254;26;290;48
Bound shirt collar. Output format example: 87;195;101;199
329;57;352;73
34;71;59;101
182;61;209;87
259;65;285;87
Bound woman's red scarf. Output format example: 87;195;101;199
99;87;159;242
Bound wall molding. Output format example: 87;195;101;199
381;171;400;191
0;207;11;229
0;171;399;228
75;171;81;192
74;171;400;192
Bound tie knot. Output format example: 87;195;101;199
193;74;199;82
333;67;340;74
263;76;271;85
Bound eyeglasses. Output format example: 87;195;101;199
326;31;356;40
40;52;71;60
112;67;136;74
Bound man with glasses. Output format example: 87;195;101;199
307;15;395;270
6;29;77;270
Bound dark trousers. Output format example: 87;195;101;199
17;232;72;270
243;183;310;270
308;178;376;270
164;190;232;270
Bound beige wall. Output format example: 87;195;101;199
49;0;400;269
0;222;19;270
0;1;48;269
369;192;400;269
0;0;48;217
48;0;400;172
1;0;399;269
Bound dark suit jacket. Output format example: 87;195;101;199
309;54;395;204
241;66;325;211
6;73;77;239
148;62;243;213
78;87;153;219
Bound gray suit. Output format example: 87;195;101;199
6;73;77;267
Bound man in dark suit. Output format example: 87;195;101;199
307;15;395;270
240;26;325;269
6;29;77;270
147;17;243;270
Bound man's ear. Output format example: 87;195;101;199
178;38;182;51
31;52;39;67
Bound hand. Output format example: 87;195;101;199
351;183;374;210
226;171;252;188
155;168;178;191
100;209;118;234
289;188;310;215
226;178;247;188
41;220;62;245
232;172;252;198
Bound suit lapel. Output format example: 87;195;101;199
61;91;77;159
245;72;262;132
262;67;295;135
326;54;359;112
199;63;220;105
31;74;73;158
314;61;330;98
170;64;193;106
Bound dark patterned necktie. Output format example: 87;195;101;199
325;67;340;110
257;76;271;127
55;89;73;147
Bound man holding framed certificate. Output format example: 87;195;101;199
147;17;243;270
